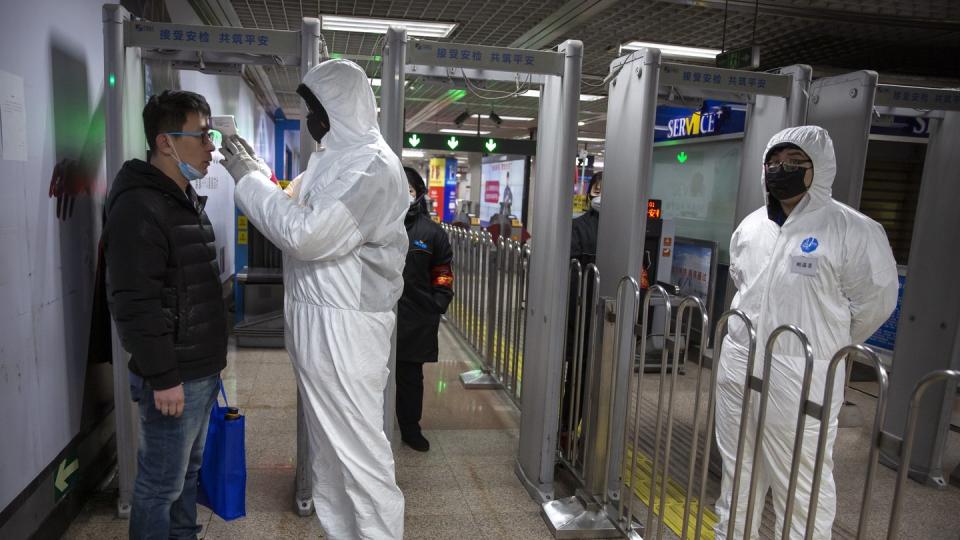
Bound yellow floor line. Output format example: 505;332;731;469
624;447;718;539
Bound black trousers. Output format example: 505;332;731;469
395;361;424;436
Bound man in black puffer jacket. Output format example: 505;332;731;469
396;167;455;452
103;90;226;540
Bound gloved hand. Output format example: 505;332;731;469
221;135;272;183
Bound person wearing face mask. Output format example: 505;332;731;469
393;167;455;452
559;171;603;449
220;59;408;539
571;171;602;267
714;126;898;539
102;90;227;539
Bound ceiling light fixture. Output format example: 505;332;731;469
620;40;721;60
521;89;605;102
441;128;491;135
472;114;533;121
321;15;458;38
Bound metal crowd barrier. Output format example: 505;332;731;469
886;369;960;540
551;271;908;540
441;224;530;404
557;261;601;480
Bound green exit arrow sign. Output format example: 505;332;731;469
484;139;498;152
408;133;421;147
54;456;79;502
677;151;688;164
716;45;760;70
446;136;460;150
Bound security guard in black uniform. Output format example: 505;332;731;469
396;167;455;452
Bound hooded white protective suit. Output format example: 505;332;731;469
714;126;898;539
234;59;407;539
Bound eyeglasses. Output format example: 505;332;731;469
165;131;215;144
764;160;812;173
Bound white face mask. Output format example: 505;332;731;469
590;195;601;211
409;193;417;205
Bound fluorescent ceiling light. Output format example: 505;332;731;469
578;121;586;126
472;114;534;121
440;128;491;135
321;15;458;38
369;78;409;87
620;40;721;60
578;137;605;142
402;149;425;158
521;89;605;102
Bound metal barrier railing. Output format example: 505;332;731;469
887;369;960;540
557;261;601;480
441;224;530;404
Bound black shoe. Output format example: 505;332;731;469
401;432;430;452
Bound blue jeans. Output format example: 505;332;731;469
129;374;220;540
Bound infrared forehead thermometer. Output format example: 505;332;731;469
210;115;238;140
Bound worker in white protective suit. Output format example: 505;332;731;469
714;126;898;539
220;59;408;539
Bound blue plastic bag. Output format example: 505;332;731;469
198;380;246;520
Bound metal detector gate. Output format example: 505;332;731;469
540;49;812;537
378;28;584;504
870;85;960;488
103;4;321;516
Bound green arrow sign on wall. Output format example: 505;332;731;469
446;136;460;150
484;139;498;152
408;133;421;147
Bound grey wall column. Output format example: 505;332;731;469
726;65;810;310
733;64;811;227
103;3;138;517
593;48;661;495
378;26;407;445
806;70;878;208
881;111;960;486
380;27;407;155
469;152;482;211
516;40;582;501
295;16;322;515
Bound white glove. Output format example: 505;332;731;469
221;135;271;183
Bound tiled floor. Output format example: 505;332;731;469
63;321;550;539
59;320;960;540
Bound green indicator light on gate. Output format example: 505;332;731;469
677;151;688;164
108;73;116;87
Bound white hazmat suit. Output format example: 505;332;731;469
714;126;898;539
234;59;408;539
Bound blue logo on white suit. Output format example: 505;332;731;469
801;237;819;253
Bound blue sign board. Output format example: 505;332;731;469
443;158;458;224
870;116;930;139
654;100;747;143
866;270;907;352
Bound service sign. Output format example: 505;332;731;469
654;100;746;142
407;39;564;75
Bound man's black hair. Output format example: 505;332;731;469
142;90;211;153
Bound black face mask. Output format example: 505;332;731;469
306;109;330;143
765;167;809;201
297;83;330;143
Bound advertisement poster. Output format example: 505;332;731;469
671;240;716;305
480;156;525;225
428;157;446;220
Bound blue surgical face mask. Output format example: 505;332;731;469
168;136;204;181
